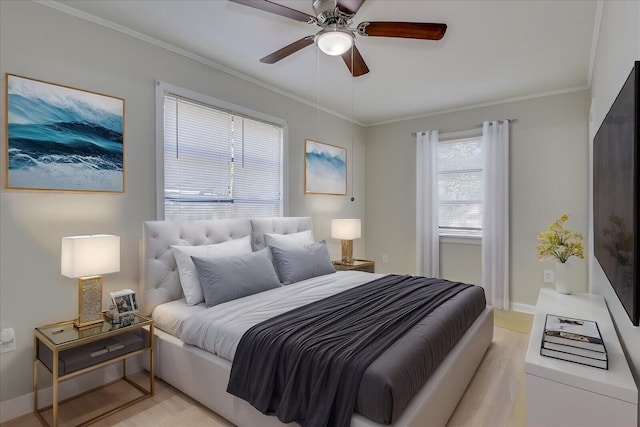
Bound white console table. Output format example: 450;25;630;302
525;288;638;427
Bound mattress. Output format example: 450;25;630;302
176;271;486;424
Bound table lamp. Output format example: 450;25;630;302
331;219;361;265
61;234;120;328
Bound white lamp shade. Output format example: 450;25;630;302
61;234;120;278
316;28;354;56
331;219;361;240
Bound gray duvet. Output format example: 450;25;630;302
357;282;486;424
226;275;486;427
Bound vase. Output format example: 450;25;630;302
555;260;572;294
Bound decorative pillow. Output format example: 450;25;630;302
264;230;315;248
268;242;336;285
192;248;281;308
171;236;252;305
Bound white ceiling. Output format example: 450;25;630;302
53;0;598;126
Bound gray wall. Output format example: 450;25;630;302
588;0;640;390
0;1;366;401
364;90;590;307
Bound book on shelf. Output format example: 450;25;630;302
540;347;608;370
543;334;606;352
541;341;607;360
543;314;605;351
540;314;608;369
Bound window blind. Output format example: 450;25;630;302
437;137;483;234
163;94;282;220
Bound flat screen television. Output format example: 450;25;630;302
593;61;639;326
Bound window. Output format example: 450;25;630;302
437;136;483;237
158;83;285;220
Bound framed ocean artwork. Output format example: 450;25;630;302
304;139;346;195
5;74;125;192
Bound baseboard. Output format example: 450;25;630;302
0;391;33;424
510;301;536;314
0;357;143;423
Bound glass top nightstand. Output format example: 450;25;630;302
333;259;375;273
37;313;151;347
34;313;154;427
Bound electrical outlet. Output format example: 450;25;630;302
382;254;389;264
0;328;16;353
543;270;554;284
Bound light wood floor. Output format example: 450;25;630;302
3;310;533;427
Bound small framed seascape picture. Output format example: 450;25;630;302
5;74;125;192
304;139;347;195
110;289;138;315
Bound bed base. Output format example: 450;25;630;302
145;306;493;427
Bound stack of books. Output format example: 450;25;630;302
541;314;608;369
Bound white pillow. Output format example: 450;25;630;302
264;230;314;248
171;236;252;305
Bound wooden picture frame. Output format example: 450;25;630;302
304;139;347;195
5;74;125;192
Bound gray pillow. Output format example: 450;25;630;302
171;235;252;305
268;242;336;285
192;248;281;307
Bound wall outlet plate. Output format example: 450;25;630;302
543;270;554;284
0;328;16;353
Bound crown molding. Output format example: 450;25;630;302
368;86;590;127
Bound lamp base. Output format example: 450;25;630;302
341;240;354;265
74;276;104;329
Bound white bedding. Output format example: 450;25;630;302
152;298;207;336
180;270;385;362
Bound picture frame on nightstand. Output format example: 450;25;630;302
110;289;138;315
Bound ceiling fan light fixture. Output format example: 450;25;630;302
316;27;353;56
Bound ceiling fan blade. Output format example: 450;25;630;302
341;45;369;77
228;0;314;23
358;22;447;40
337;0;366;15
260;36;315;64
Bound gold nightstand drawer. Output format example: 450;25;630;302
37;330;145;376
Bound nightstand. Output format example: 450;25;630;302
34;313;154;427
333;259;375;273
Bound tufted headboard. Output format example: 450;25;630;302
140;217;313;315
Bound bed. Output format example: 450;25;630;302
140;217;493;427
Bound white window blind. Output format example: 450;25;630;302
232;118;283;217
163;94;282;220
437;137;483;236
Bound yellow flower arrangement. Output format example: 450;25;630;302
536;214;585;263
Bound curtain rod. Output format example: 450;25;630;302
411;118;517;137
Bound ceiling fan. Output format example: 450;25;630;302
229;0;447;77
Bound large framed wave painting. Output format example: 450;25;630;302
6;74;124;192
304;139;346;195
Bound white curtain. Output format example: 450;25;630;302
482;120;510;309
416;130;440;277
